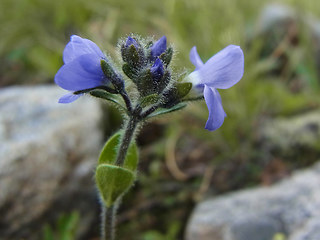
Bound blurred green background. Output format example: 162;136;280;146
2;0;320;239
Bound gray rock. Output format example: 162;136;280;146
0;85;103;239
185;162;320;240
291;218;320;240
260;110;320;154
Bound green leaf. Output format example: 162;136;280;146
123;140;139;171
98;131;139;171
43;225;54;240
95;164;135;207
89;89;126;111
147;102;187;118
98;132;121;165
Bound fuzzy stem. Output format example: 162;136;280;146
140;103;160;119
102;205;116;240
119;90;133;113
115;116;138;166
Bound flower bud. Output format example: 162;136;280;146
125;36;139;49
150;36;167;60
121;36;145;69
150;58;164;82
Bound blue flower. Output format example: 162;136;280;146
150;36;167;59
188;45;244;131
150;58;164;81
125;36;139;49
55;35;108;103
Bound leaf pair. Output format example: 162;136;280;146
95;132;138;207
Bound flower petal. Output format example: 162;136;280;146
55;53;106;91
63;35;105;64
58;93;82;103
203;86;226;131
125;36;139;48
197;45;244;89
151;36;167;59
150;58;164;80
189;46;204;70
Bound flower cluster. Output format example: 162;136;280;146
55;34;244;240
55;35;244;131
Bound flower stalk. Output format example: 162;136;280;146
115;116;139;166
102;205;116;240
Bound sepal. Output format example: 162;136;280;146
176;82;192;99
140;93;159;107
159;47;173;66
137;68;154;96
161;82;192;108
122;63;137;80
101;60;124;91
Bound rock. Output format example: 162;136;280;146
290;218;320;240
0;85;103;239
259;110;320;157
185;162;320;240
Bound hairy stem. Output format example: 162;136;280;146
102;205;116;240
115;116;138;166
140;103;160;119
119;90;133;113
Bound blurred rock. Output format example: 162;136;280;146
0;85;103;239
259;110;320;157
185;162;320;240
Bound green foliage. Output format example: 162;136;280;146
89;89;126;111
96;164;136;207
98;131;138;171
147;103;187;119
42;211;79;240
142;222;181;240
96;131;138;206
98;132;122;165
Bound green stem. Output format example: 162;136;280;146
115;116;138;166
102;205;116;240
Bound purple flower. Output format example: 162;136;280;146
125;37;139;49
55;35;108;103
150;58;164;81
188;45;244;131
150;36;167;59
